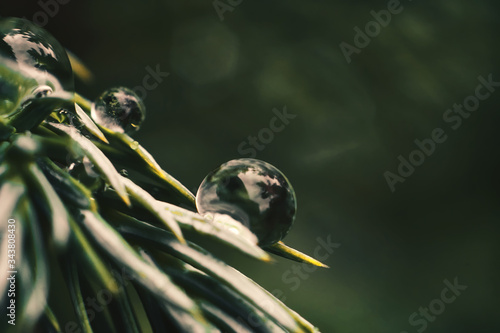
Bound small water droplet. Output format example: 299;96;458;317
130;141;139;150
91;87;146;135
196;158;297;246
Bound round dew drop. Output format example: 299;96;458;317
196;158;297;246
92;87;146;135
0;17;74;89
0;17;74;115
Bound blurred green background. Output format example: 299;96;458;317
2;0;499;332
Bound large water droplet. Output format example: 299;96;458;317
196;158;297;246
91;87;146;135
0;17;74;115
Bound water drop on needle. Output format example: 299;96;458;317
196;158;297;246
91;87;145;135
